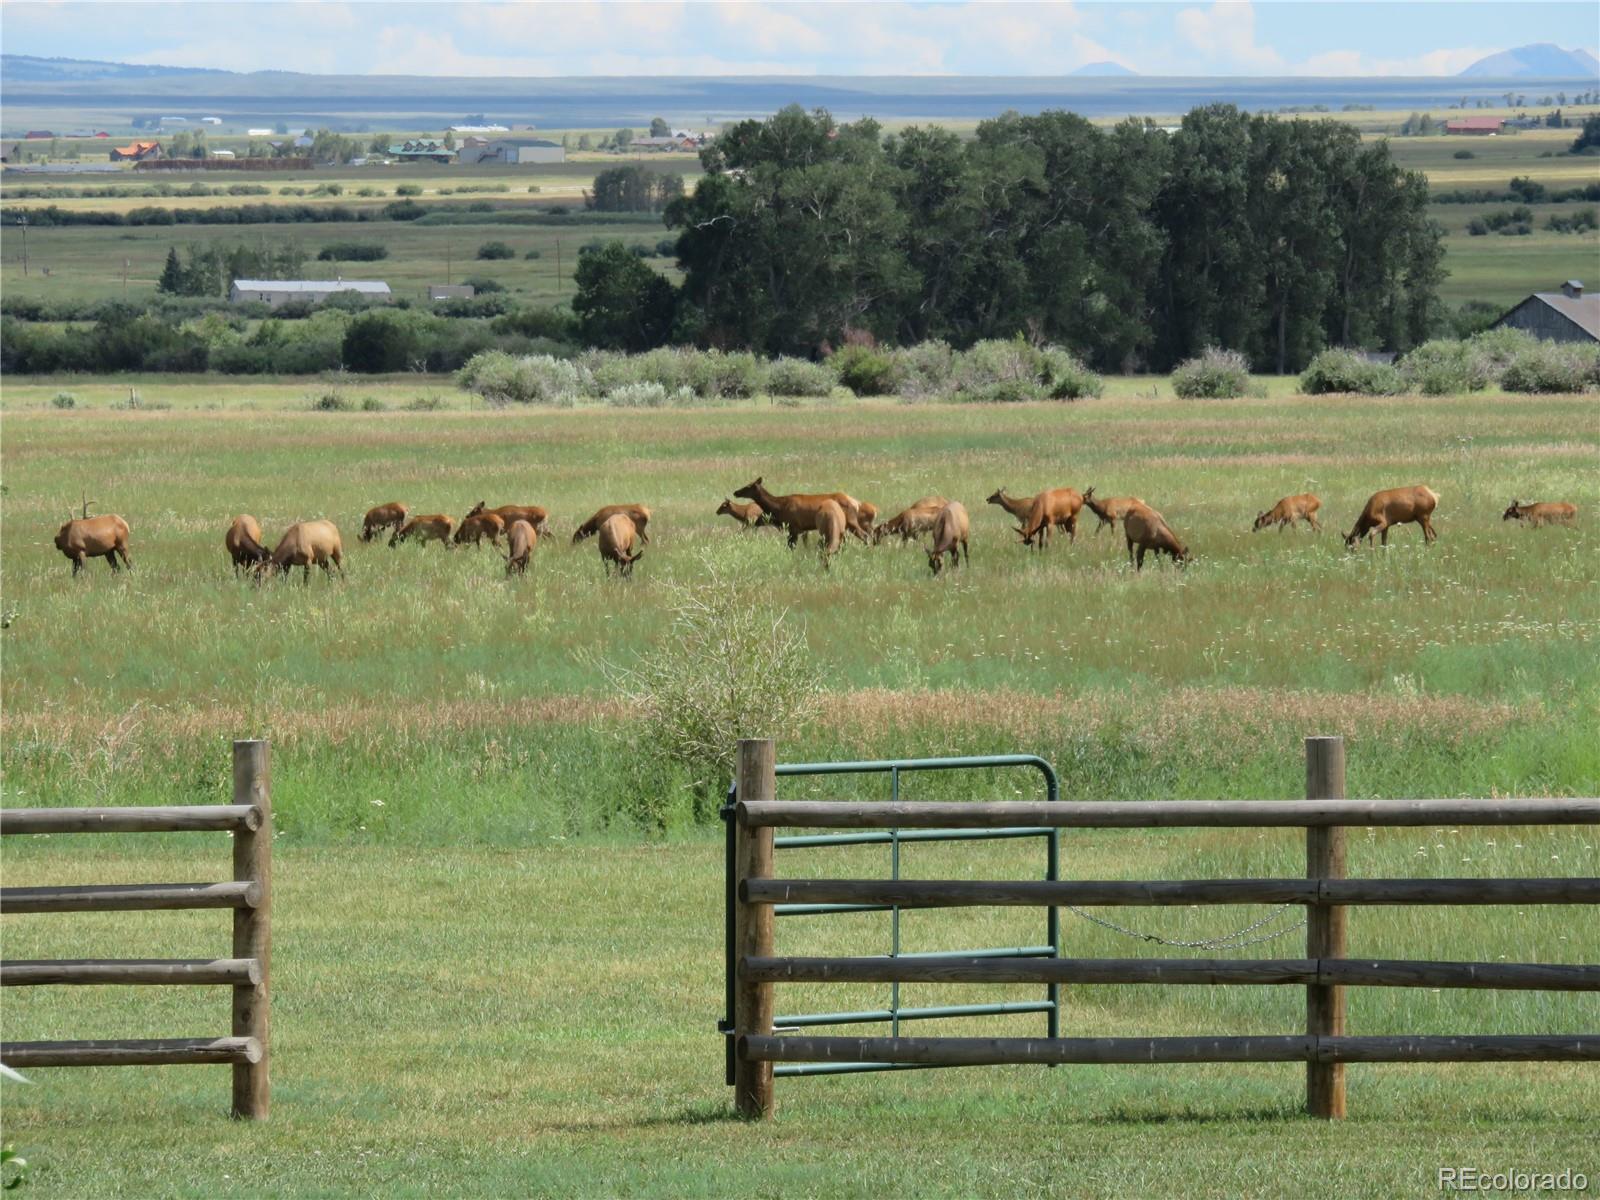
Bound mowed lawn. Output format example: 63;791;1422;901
2;831;1595;1198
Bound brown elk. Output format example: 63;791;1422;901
55;514;132;576
874;496;948;545
391;514;455;549
927;502;971;576
1123;504;1190;570
572;504;651;545
465;502;550;536
503;519;537;577
716;498;766;528
1081;487;1147;534
1252;493;1322;533
1017;488;1084;551
856;501;879;530
733;477;870;546
360;502;408;543
1502;500;1577;528
815;499;846;571
1345;486;1439;548
986;488;1036;524
225;514;270;574
598;513;643;577
454;511;506;548
259;520;344;584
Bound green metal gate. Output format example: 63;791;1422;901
720;754;1061;1083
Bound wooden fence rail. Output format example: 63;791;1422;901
728;736;1599;1120
0;739;272;1120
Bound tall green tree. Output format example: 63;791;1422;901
572;241;677;351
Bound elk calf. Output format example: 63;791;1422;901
717;498;765;528
1253;493;1322;533
56;514;132;576
225;514;270;574
927;502;971;576
1502;500;1577;528
391;514;455;548
875;496;948;544
598;513;643;577
360;502;408;543
504;519;537;576
466;502;550;537
1081;487;1146;534
1345;486;1438;548
1123;504;1190;570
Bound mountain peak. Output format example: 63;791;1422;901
1070;61;1138;78
1458;44;1600;79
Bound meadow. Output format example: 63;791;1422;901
3;110;1599;1197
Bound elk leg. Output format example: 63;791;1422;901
1135;545;1147;571
104;552;120;573
1308;513;1322;532
1422;516;1437;543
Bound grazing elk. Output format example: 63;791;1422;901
225;514;270;574
1017;488;1084;551
259;520;344;584
716;498;766;528
856;501;879;531
454;511;506;548
360;502;408;543
391;514;455;549
815;499;846;571
927;502;971;576
1345;486;1439;548
466;502;550;537
875;497;948;545
503;519;537;577
1081;487;1147;535
598;513;643;577
733;477;870;546
1123;504;1190;570
55;514;132;576
572;504;651;545
1502;500;1578;528
1253;493;1322;534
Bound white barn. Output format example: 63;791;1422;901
229;279;392;307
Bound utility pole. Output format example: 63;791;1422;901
18;214;28;277
446;238;452;286
555;238;561;297
123;257;130;299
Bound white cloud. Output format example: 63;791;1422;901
1298;46;1497;77
1174;1;1284;71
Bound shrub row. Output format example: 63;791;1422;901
1298;330;1600;396
454;339;1104;406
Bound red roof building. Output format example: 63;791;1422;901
1445;116;1505;135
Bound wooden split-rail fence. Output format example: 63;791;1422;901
729;736;1600;1119
0;740;272;1119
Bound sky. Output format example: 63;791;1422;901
0;1;1595;78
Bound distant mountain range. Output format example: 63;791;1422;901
1458;44;1600;79
1070;62;1138;78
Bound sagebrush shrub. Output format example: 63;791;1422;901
456;350;584;406
1399;340;1491;395
765;356;836;397
605;381;668;408
1499;341;1599;393
829;344;900;395
1298;349;1404;395
1171;348;1251;399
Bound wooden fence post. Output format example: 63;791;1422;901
1305;735;1347;1119
231;739;271;1120
734;738;776;1119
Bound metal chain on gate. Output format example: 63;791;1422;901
1063;903;1307;950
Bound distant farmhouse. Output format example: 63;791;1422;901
230;279;392;307
457;137;564;165
111;140;163;162
1493;281;1598;343
1445;116;1505;136
427;284;476;301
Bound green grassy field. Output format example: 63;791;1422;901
1;831;1594;1197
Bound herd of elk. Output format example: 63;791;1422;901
47;478;1582;583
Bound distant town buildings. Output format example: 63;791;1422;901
110;140;163;162
1444;116;1505;135
457;137;565;165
